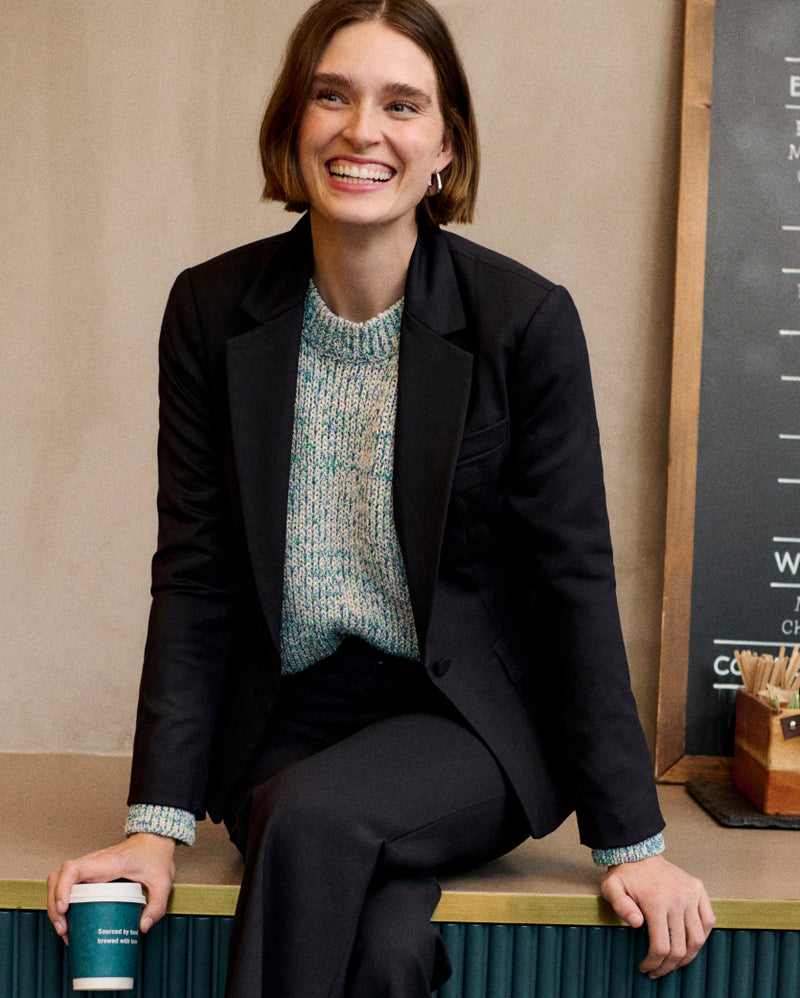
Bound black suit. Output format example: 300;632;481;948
129;213;663;854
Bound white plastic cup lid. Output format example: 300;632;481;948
72;977;134;990
69;882;146;905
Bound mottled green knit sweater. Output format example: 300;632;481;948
279;281;419;673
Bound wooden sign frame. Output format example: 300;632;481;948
654;0;731;783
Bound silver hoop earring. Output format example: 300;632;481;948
428;171;442;195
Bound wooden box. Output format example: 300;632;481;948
732;689;800;815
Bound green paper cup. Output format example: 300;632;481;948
68;882;146;991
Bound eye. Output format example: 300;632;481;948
313;89;345;105
387;101;418;115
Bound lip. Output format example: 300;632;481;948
325;156;397;189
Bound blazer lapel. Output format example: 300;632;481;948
395;226;473;655
226;217;474;660
226;218;313;650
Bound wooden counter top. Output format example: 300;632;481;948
1;753;797;929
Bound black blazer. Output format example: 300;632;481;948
129;215;664;851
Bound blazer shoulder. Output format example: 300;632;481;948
436;229;581;344
182;231;289;292
162;229;300;335
440;229;556;300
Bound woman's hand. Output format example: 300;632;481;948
600;854;715;979
47;833;177;943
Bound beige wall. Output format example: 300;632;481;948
1;0;684;754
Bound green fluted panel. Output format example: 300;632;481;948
439;922;465;997
752;929;778;996
213;916;233;995
585;925;612;998
434;923;800;998
630;929;657;998
2;910;800;997
16;911;36;998
562;924;586;995
730;929;757;998
0;910;16;996
486;923;512;995
707;927;733;998
779;933;800;992
505;925;539;998
463;922;489;998
0;910;231;998
536;923;562;995
610;923;636;996
681;940;709;998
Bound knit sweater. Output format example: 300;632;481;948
279;281;418;673
125;282;663;866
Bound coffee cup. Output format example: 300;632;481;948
68;881;146;991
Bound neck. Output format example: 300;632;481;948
308;213;418;322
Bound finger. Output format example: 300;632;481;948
140;875;173;933
699;890;716;935
601;874;645;929
47;858;107;943
48;851;130;940
678;893;715;968
678;908;705;969
46;871;69;942
637;908;671;978
643;908;689;979
56;854;124;899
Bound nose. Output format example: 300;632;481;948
341;102;380;148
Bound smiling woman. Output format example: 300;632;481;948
45;0;714;995
296;21;453;274
259;0;479;229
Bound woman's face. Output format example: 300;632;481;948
298;20;453;236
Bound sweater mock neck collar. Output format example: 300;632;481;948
302;280;404;362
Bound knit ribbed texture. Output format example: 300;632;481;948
125;803;195;845
279;281;419;674
591;831;664;867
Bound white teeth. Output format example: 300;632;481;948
329;161;392;182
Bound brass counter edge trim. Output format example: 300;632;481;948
3;880;799;930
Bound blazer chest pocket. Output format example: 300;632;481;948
451;419;509;525
493;631;527;685
455;418;508;465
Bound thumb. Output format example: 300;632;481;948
601;873;645;928
139;879;172;933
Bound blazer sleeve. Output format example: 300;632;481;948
505;284;664;850
128;268;245;818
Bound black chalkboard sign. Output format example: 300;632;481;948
657;0;800;779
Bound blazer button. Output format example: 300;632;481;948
432;657;451;678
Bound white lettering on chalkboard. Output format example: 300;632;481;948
791;145;800;160
775;550;800;574
796;120;800;136
791;76;800;97
714;655;742;678
782;620;800;635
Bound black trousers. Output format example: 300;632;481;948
223;639;529;998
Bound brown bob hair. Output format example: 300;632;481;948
258;0;479;226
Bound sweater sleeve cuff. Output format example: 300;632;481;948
125;804;196;846
591;832;664;868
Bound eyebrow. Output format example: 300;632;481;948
310;72;433;109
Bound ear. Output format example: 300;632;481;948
435;128;454;172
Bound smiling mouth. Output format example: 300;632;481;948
327;160;394;184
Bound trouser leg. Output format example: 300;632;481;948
225;710;527;998
344;873;450;998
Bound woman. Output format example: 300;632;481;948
48;0;715;994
